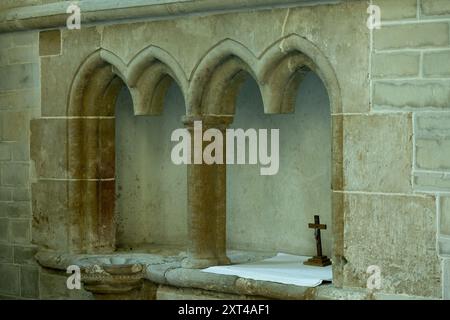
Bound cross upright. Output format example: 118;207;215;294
304;215;332;267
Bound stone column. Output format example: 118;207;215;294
181;115;233;268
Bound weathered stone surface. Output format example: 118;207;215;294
421;0;450;16
342;193;441;298
39;30;61;56
315;284;368;300
444;259;450;299
32;179;116;252
374;23;449;50
0;163;29;186
374;81;450;110
0;264;20;296
156;284;262;300
40;268;93;300
441;197;450;236
13;188;30;201
30;119;66;179
343;114;412;193
439;237;450;256
14;244;37;265
31;180;69;251
165;268;238;294
374;0;417;20
40;27;102;116
414;171;450;192
0;188;11;201
372;53;420;78
20;265;39;299
8;46;38;64
1;111;31;141
423;51;450;77
10;218;31;244
0;64;39;91
31;118;115;179
0;244;13;263
11;142;30;161
0;218;9;242
416;139;450;171
0;142;11;160
0;202;31;218
235;278;313;300
0;89;40;110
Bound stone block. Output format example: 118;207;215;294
11;142;30;161
421;0;450;16
374;81;450;110
0;188;11;201
0;263;20;296
10;219;31;244
1;163;29;186
0;63;39;91
8;46;38;64
0;34;11;50
31;118;115;179
12;32;38;47
41;27;102;116
20;265;39;299
343;193;441;298
0;244;13;263
441;197;450;236
40;269;93;299
0;202;31;218
14;245;37;265
39;30;61;57
414;171;450;192
444;259;450;300
0;142;11;160
0;218;8;242
374;23;449;50
30;118;67;179
374;0;417;20
31;180;69;251
372;53;420;78
416;138;450;171
343;114;412;193
439;237;450;256
423;51;450;78
0;89;40;110
1;111;31;142
13;188;30;201
39;270;70;299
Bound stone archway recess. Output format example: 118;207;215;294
32;31;344;283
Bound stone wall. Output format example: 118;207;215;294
0;31;40;299
0;0;449;300
351;0;450;298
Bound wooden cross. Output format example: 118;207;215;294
303;215;332;267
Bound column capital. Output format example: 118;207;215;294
182;114;234;129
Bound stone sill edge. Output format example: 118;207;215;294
0;0;344;33
35;250;433;300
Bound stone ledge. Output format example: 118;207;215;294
35;249;436;300
0;0;346;33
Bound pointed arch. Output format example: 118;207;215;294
258;34;342;114
125;45;189;115
188;39;260;115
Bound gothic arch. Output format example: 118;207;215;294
188;34;342;116
188;39;259;115
66;47;189;253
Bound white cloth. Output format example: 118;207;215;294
202;253;332;287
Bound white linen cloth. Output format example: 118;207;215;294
202;253;332;287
